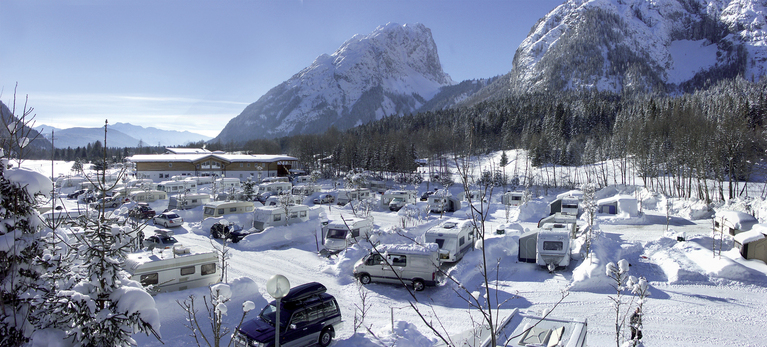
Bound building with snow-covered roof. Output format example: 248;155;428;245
733;224;767;263
125;149;297;182
596;195;639;217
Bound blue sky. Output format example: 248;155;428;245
1;0;562;138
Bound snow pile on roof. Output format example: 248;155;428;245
715;210;758;231
734;229;766;244
381;242;439;255
5;167;53;197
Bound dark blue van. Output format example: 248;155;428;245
233;282;343;347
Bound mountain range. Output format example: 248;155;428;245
33;123;212;149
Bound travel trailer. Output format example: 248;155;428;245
427;195;461;213
202;200;255;219
216;177;242;190
156;180;198;195
322;216;374;252
336;188;372;205
263;194;304;207
123;247;220;294
424;219;475;263
368;180;390;194
353;243;441;291
537;224;572;272
485;309;587;347
537;212;579;237
252;204;309;231
257;181;292;196
291;184;319;196
168;193;212;210
129;189;167;203
502;191;525;206
380;190;417;211
714;210;758;236
547;195;580;216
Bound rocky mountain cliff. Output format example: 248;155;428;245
467;0;767;103
213;23;453;142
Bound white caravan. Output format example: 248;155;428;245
263;194;304;207
336;188;372;205
424;219;475;263
123;247;219;294
203;200;255;219
156;180;198;195
291;184;319;196
380;190;417;211
252;204;309;231
547;195;580;216
129;189;167;203
427;195;461;213
353;243;441;291
502;191;525;206
257;182;292;195
322;216;374;252
168;193;212;210
536;224;571;272
216;177;242;190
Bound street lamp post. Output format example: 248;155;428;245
266;274;290;347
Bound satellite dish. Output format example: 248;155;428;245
266;274;290;299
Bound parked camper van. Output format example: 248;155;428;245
537;225;571;272
202;200;255;219
123;248;219;293
129;189;167;203
322;216;374;252
216;177;242;190
427;195;461;213
257;181;292;196
263;194;303;207
156;180;198;195
424;219;475;263
252;204;309;231
291;184;318;196
548;195;580;216
537;212;579;238
336;188;372;205
380;190;417;211
353;243;441;291
168;193;212;210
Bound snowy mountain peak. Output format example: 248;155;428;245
213;23;453;142
502;0;767;94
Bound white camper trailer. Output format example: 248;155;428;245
425;219;475;263
203;200;255;219
129;189;167;202
216;177;242;190
168;193;212;210
547;195;580;216
380;190;417;211
489;309;588;347
156;180;198;195
428;195;461;213
257;182;292;195
537;212;579;238
262;194;304;207
291;184;318;196
502;191;525;206
715;210;759;236
123;248;220;294
536;224;571;272
336;188;372;205
322;216;374;252
252;204;309;231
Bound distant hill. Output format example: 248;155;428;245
33;123;212;149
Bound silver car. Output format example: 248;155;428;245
153;212;184;228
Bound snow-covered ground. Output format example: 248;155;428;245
27;158;767;346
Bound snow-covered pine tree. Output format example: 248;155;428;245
0;149;52;346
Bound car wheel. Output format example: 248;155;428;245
413;279;425;291
319;327;333;347
359;273;371;285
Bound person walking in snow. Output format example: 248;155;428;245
630;307;643;341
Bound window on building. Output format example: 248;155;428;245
169;163;173;167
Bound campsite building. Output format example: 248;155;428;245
733;224;767;263
125;148;297;182
596;195;639;217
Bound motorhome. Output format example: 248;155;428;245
129;189;167;203
156;180;198;195
380;190;417;211
502;191;525;206
202;200;255;219
547;195;580;216
427;195;461;213
127;178;155;189
292;175;312;184
368;180;390;194
336;188;372;205
537;224;571;272
322;216;374;252
424;219;475;263
168;193;212;210
252;204;309;231
123;247;220;293
353;243;441;291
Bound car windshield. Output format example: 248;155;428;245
161;236;177;244
259;303;289;327
326;229;347;239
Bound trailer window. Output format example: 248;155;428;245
300;211;307;218
201;263;217;275
204;207;215;215
459;236;465;246
180;266;195;276
543;241;563;251
390;255;407;266
140;273;158;286
273;214;282;222
434;239;445;248
218;208;224;215
229;207;238;213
